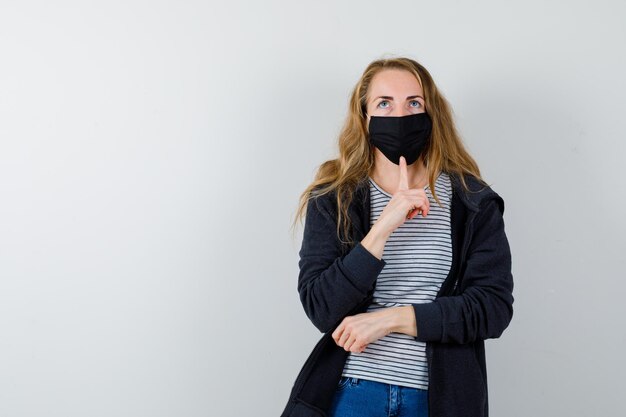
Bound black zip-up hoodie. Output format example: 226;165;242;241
281;173;514;417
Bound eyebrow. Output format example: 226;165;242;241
372;95;424;102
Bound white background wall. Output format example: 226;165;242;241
1;1;624;416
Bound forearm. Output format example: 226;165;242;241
360;223;391;260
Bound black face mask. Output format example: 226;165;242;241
368;112;432;165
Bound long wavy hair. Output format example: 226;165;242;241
291;56;483;245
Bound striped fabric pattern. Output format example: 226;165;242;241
341;172;453;390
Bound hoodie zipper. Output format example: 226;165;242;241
451;210;476;294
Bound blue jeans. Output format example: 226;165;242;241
328;376;428;417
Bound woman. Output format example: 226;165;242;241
281;57;514;417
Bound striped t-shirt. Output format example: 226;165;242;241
341;172;453;390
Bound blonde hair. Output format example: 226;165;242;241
291;56;483;245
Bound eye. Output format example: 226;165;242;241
377;100;390;109
409;100;421;108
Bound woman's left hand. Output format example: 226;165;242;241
332;309;396;353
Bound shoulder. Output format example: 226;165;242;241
448;172;505;215
305;186;336;223
309;180;369;211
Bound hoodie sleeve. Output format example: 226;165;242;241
297;194;386;333
412;197;514;344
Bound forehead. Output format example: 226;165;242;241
367;68;423;99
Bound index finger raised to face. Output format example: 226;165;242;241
398;156;409;190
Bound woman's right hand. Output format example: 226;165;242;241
361;156;430;260
374;156;430;236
